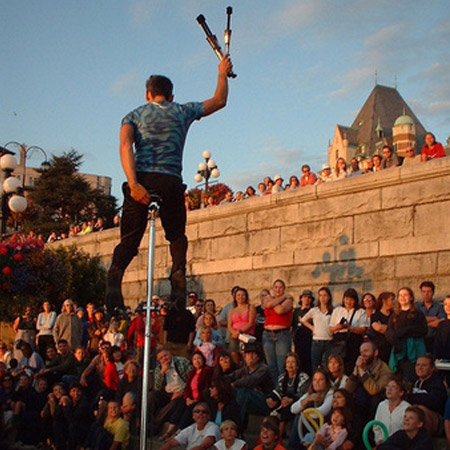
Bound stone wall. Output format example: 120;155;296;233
56;157;450;309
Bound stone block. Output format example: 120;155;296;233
210;234;249;260
354;208;414;243
198;214;247;238
382;175;450;209
248;228;281;255
247;203;301;231
380;234;450;257
281;217;354;250
414;201;450;237
395;254;438;279
191;256;253;275
187;238;212;263
252;251;295;270
437;251;450;275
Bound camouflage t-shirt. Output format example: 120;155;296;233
121;101;204;179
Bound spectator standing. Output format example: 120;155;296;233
36;301;57;358
289;176;300;190
415;280;445;352
262;280;293;382
87;308;109;355
300;165;317;186
271;175;284;193
53;299;83;349
317;164;333;183
255;289;268;343
402;145;421;165
127;304;145;363
373;154;383;171
348;157;363;176
291;289;314;375
369;292;395;363
301;286;333;370
434;295;450;360
421;132;446;161
13;306;37;359
386;287;427;381
381;145;399;168
17;341;44;374
332;158;348;180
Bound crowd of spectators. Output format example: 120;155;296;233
201;132;446;205
2;278;450;449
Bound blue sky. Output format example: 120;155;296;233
2;0;449;202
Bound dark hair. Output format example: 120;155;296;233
146;75;173;99
232;287;249;307
106;346;123;363
387;375;407;398
273;279;286;289
191;350;206;366
213;350;237;378
362;292;376;306
382;145;393;153
343;288;360;309
417;353;434;367
211;377;234;403
424;132;436;147
393;286;415;321
301;164;311;171
261;416;280;439
376;291;395;311
419;281;435;293
318;287;333;314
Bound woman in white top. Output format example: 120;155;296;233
36;301;57;357
374;376;410;445
289;367;333;449
329;288;369;374
301;287;333;370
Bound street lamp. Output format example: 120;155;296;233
0;152;28;236
194;150;220;194
4;141;48;188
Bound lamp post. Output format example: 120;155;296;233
194;150;220;194
0;151;28;236
4;141;49;188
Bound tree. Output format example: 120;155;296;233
186;182;232;210
23;150;118;237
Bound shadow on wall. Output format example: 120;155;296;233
151;270;206;303
312;234;372;293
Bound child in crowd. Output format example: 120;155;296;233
306;407;348;450
195;326;217;366
254;416;286;450
104;318;126;351
214;420;247;450
376;406;432;449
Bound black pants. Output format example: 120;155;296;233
106;173;187;311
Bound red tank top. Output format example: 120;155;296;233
264;304;293;328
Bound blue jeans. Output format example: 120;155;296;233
262;329;292;382
311;340;332;370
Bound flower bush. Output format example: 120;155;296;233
0;234;105;321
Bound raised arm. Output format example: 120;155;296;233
202;55;233;117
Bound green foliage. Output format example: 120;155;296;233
23;150;118;237
0;234;106;321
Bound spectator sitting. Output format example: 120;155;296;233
0;341;12;368
159;401;220;450
345;341;392;427
128;303;146;364
402;145;421;165
434;295;450;360
38;339;76;383
194;312;223;347
375;405;432;450
103;399;131;450
373;154;383;171
381;145;399;168
104;346;125;399
206;377;242;435
227;342;273;423
115;360;142;404
17;341;44;374
289;367;333;450
408;353;446;436
266;352;310;437
254;416;285;450
220;191;233;205
104;318;126;351
213;419;247;450
212;350;238;380
348;157;363;176
195;326;218;367
306;407;348;450
326;355;348;390
332;157;348;180
373;376;410;445
61;345;90;385
415;280;445;353
300;165;317;186
317;164;333;183
421;132;446;161
149;347;192;436
244;186;257;198
271;175;284;193
121;391;139;437
289;175;300;189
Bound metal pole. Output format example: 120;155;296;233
140;197;161;450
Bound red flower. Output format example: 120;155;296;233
2;267;11;275
13;254;23;261
0;245;7;255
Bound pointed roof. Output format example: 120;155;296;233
336;125;358;145
350;85;426;154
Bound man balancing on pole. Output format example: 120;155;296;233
105;55;233;313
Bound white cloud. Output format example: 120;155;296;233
110;71;143;97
